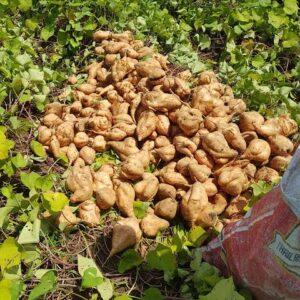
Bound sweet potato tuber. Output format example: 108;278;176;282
157;183;177;200
239;111;265;132
142;91;182;113
268;134;294;156
270;155;292;172
218;167;248;196
110;217;142;256
173;136;197;157
154;198;178;220
66;165;93;203
79;146;96;165
115;181;135;217
79;200;100;226
188;162;211;183
180;182;208;226
255;166;279;183
255;115;298;137
140;213;169;237
136;110;157;141
134;173;159;201
175;106;203;136
242;139;271;164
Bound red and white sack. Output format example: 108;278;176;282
202;148;300;300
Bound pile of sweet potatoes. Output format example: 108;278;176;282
38;30;298;255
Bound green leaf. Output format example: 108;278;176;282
82;267;103;288
20;172;40;190
282;32;299;48
284;0;298;15
199;277;244;300
28;270;57;300
133;201;150;219
11;153;27;168
0;238;21;272
16;53;31;65
0;132;15;160
146;244;177;281
118;249;143;273
40;26;54;41
0;207;13;228
188;226;208;247
141;288;164;300
251;55;265;68
268;10;288;29
42;192;69;214
18;0;32;11
28;69;44;82
25;18;38;31
35;174;54;192
97;278;114;300
114;296;132;300
18;220;41;244
0;279;24;300
30;140;46;158
78;254;103;286
193;262;222;288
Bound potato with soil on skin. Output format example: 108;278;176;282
115;181;135;217
135;59;166;80
188;162;211;183
111;57;135;82
92;135;106;152
255;166;280;183
154;197;178;220
268;134;294;156
78;200;100;226
270;155;292;172
38;126;53;145
222;123;246;152
162;76;191;99
134;173;159;201
254;115;298;137
74;132;90;149
218;167;248;196
173;136;197;158
42;113;64;127
194;149;214;169
56;122;75;147
239;111;265;132
202;131;238;164
176;157;198;177
157;183;177;200
110;217;142;256
136;110;157;141
45;102;64;117
140;213;170;237
202;178;218;197
95;187;117;210
107;137;139;161
175;106;203;136
66;165;94;203
55;205;80;228
79;146;96;165
141;91;182;113
195;204;218;228
242;139;271;164
180;182;209;226
225;195;249;218
210;193;228;215
66;143;79;165
198;70;218;85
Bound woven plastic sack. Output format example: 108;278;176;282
203;148;300;300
